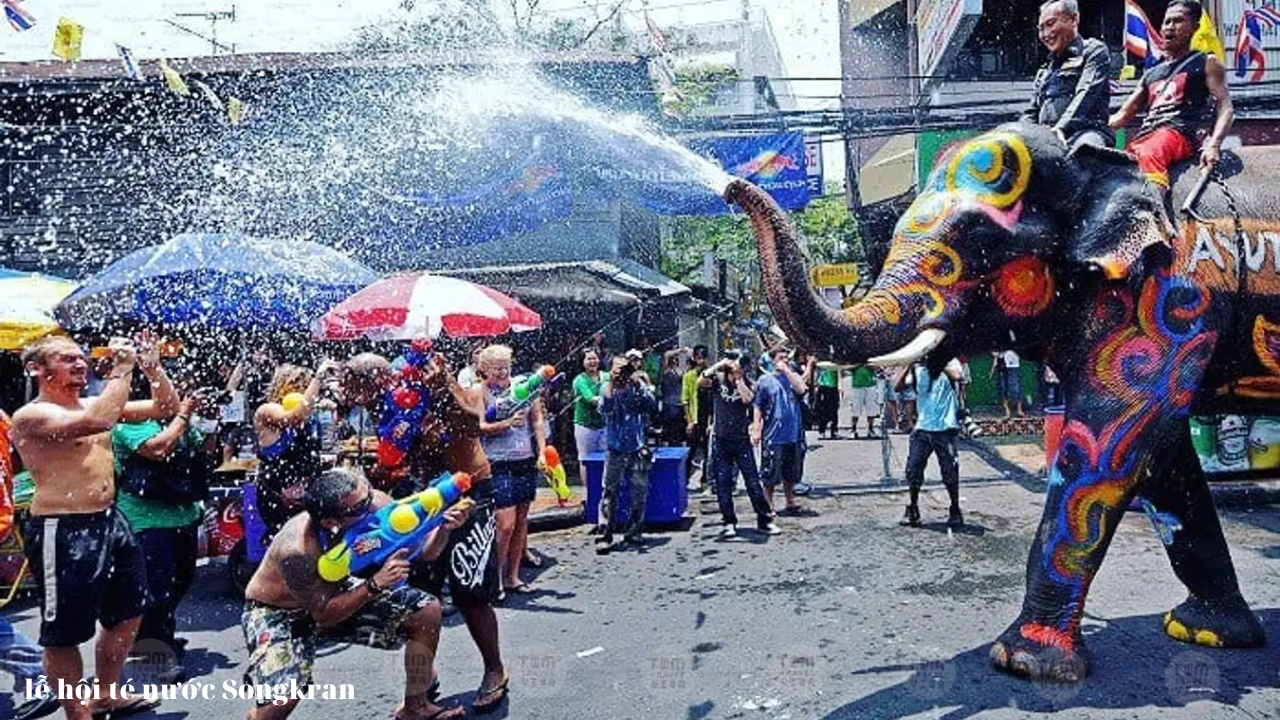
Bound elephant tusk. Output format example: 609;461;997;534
868;328;948;367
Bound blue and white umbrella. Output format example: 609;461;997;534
56;233;379;331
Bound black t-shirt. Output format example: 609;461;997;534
712;376;753;439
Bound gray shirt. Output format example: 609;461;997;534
1023;36;1114;143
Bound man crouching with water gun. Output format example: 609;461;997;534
341;349;510;715
241;467;469;720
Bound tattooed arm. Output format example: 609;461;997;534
279;551;375;628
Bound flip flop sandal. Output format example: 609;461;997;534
472;678;510;715
391;703;466;720
521;551;544;568
91;695;161;720
507;583;538;595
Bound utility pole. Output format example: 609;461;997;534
165;5;237;55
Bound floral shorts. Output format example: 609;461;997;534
241;584;434;704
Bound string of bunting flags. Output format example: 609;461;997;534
1;0;248;123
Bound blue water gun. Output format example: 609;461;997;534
377;339;436;469
316;471;473;583
485;365;564;422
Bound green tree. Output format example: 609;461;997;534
660;189;862;286
353;0;639;53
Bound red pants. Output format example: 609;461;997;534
1127;127;1195;189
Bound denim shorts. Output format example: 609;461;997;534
491;459;539;509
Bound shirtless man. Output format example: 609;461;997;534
241;467;467;720
342;352;509;715
11;333;179;720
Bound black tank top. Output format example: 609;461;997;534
1138;52;1213;142
256;422;322;535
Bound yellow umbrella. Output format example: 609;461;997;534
0;269;77;350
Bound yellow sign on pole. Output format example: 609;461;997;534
810;263;860;288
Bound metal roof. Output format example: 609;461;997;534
0;49;646;83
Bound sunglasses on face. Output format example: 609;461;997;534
340;492;374;519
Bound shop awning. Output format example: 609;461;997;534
445;259;690;306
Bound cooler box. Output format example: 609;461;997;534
1044;406;1065;470
584;447;689;526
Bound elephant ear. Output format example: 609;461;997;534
1065;146;1173;280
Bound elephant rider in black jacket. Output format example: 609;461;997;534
1022;0;1114;151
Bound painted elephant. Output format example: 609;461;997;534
725;121;1280;682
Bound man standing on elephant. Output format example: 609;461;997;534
1023;0;1114;150
1109;0;1233;193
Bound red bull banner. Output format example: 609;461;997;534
693;131;812;211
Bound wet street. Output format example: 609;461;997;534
9;432;1280;720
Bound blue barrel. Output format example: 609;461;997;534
584;447;690;526
241;482;270;563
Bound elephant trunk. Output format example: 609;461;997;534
724;179;925;363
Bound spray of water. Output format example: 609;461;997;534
203;63;735;261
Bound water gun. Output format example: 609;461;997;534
541;446;570;506
377;339;436;469
316;471;473;583
485;365;563;423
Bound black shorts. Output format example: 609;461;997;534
411;481;500;607
22;506;151;646
760;442;804;488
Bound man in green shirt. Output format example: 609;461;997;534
848;365;881;439
113;391;213;683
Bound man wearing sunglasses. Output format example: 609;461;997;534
240;467;470;720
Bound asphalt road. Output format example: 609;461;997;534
6;432;1280;720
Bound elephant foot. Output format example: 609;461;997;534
1165;594;1266;649
990;620;1088;683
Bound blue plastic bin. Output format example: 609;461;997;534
241;482;270;563
583;446;690;526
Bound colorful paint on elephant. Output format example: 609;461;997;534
1041;270;1216;629
992;257;1054;318
1173;218;1280;399
860;132;1039;331
1181;219;1280;295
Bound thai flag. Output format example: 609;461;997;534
2;0;36;32
1236;11;1266;82
1254;5;1280;28
1125;0;1164;67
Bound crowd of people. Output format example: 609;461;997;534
0;327;845;720
0;326;1058;720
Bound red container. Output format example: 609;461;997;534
204;496;244;557
1044;406;1066;471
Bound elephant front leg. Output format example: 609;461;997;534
991;271;1219;682
990;442;1144;683
1143;430;1265;649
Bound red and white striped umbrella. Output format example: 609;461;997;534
316;273;542;340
